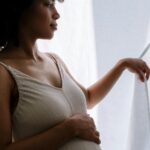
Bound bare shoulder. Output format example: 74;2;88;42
0;64;14;148
0;51;15;93
0;64;14;91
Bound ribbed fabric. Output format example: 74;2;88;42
0;54;101;149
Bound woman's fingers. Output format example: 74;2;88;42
125;58;150;81
70;113;101;144
86;130;100;144
137;62;150;81
143;62;150;80
94;130;101;144
136;69;146;82
89;116;96;129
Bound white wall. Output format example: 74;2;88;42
92;0;150;150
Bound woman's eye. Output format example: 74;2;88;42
46;3;55;8
45;3;53;8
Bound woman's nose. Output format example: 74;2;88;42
53;10;60;20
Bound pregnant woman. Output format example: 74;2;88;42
0;0;149;150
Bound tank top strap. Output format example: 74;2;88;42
0;61;18;76
0;61;18;78
0;61;20;85
48;53;58;64
0;61;11;70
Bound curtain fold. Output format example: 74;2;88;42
126;46;150;150
126;76;150;150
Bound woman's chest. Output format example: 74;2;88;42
12;73;87;139
13;59;62;88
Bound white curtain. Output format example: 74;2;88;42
37;0;98;121
126;77;150;150
93;0;150;150
126;18;150;150
126;43;150;150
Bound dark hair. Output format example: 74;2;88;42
0;0;64;50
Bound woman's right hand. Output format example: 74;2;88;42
66;114;100;144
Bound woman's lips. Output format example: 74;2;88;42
50;23;57;30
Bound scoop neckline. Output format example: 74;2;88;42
0;56;64;91
9;62;63;90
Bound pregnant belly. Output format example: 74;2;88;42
60;138;102;150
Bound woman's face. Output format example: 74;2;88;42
19;0;60;40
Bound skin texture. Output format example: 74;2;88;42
0;0;150;150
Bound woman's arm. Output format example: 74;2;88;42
52;54;150;109
87;58;150;108
0;65;99;150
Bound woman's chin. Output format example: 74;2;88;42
40;33;55;40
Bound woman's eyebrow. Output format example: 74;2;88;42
50;0;55;3
41;0;54;5
49;0;55;4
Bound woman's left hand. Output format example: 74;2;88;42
119;58;150;82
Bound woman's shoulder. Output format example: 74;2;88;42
45;52;65;65
0;51;15;89
45;52;61;60
0;51;10;67
45;52;71;73
0;60;14;92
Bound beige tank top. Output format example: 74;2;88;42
0;54;101;150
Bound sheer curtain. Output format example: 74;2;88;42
126;22;150;150
126;45;150;150
92;0;150;150
37;1;98;120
